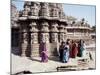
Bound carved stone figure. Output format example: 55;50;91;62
31;33;38;44
51;33;58;43
31;3;39;16
22;33;28;44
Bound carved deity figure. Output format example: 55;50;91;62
59;33;64;42
31;33;38;44
51;22;58;32
40;33;45;43
30;22;38;32
51;33;58;43
40;33;49;43
31;3;39;16
41;22;49;32
23;33;28;44
45;33;49;43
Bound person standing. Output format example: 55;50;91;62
77;40;84;57
59;41;65;62
71;40;78;58
68;39;73;58
82;41;86;57
40;42;48;62
63;41;70;63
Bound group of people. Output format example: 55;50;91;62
59;39;86;63
40;39;86;63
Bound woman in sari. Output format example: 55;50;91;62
63;41;70;63
82;41;86;57
77;40;84;57
71;40;78;58
40;42;48;62
59;41;65;62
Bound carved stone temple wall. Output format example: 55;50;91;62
11;2;92;57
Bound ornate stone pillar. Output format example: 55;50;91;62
29;22;39;57
59;24;65;42
50;22;58;43
20;25;29;57
49;22;59;56
39;21;50;56
30;22;38;44
40;21;49;43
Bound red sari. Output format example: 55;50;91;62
71;43;78;58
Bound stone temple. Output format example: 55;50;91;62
11;1;93;57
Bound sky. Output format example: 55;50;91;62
12;0;96;27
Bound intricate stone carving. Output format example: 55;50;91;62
50;22;58;43
13;2;92;57
50;22;58;32
59;24;65;32
40;3;49;17
29;22;38;44
30;3;39;16
31;33;38;44
40;33;49;43
22;33;28;44
59;33;64;42
41;21;49;32
40;33;45;42
59;11;65;19
22;5;30;16
51;33;58;43
30;22;38;32
50;4;59;17
59;24;66;42
45;33;49;43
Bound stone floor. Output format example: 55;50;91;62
11;44;96;74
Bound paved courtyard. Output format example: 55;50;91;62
11;44;95;74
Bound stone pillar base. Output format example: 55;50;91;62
21;43;28;57
31;43;39;58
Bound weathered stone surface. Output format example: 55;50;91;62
11;2;93;57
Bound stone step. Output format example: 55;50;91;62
57;65;78;71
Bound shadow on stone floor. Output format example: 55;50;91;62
28;56;61;63
28;57;41;62
12;71;32;75
48;56;61;63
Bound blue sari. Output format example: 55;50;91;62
63;46;69;63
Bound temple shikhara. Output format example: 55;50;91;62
11;2;95;57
